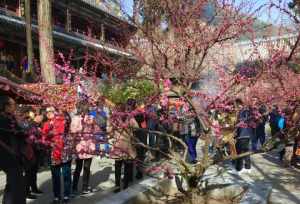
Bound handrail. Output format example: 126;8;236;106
236;33;298;46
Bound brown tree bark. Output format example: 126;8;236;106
37;0;56;84
25;0;34;74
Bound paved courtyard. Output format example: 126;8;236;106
0;151;300;204
244;153;300;204
0;157;117;204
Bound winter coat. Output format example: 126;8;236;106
236;109;255;140
74;115;97;159
220;112;237;143
0;113;27;170
41;116;65;165
70;114;83;159
22;121;40;165
62;113;74;163
146;105;158;131
255;115;267;137
70;115;83;134
110;117;138;160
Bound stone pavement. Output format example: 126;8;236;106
99;152;300;204
228;153;300;204
1;152;300;204
0;157;117;204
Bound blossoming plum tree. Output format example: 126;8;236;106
107;0;300;198
32;0;300;202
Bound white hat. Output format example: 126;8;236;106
46;107;55;112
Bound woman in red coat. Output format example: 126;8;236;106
41;107;72;203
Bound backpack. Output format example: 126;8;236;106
278;117;285;130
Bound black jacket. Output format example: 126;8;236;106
0;114;26;170
236;109;255;139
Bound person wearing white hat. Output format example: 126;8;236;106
41;107;71;203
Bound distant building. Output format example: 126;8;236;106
0;0;137;80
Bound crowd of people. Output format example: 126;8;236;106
210;98;300;173
0;95;190;204
0;96;112;204
1;94;300;204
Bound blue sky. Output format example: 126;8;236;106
234;0;293;25
120;0;133;16
120;0;293;25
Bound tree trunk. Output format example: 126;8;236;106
37;0;56;84
25;0;34;74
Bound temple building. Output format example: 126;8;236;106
0;0;137;80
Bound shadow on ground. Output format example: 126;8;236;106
29;166;114;204
254;153;300;204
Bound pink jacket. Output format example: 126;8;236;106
70;115;83;134
74;115;98;159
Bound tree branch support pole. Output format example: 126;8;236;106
37;0;56;84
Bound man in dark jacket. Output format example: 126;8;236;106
0;95;26;204
253;105;267;151
235;106;255;172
